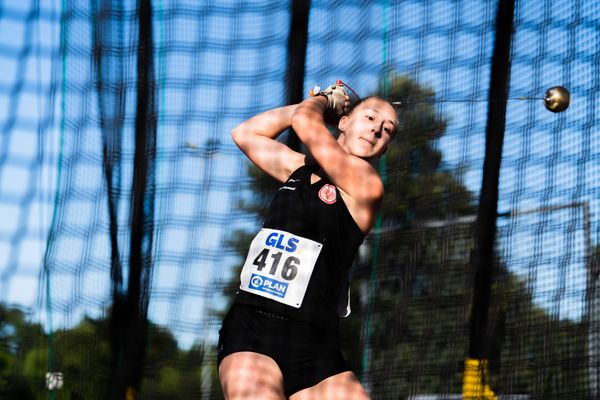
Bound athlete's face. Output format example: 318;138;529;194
337;97;397;161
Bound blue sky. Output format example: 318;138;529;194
0;0;598;348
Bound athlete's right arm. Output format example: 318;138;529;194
231;104;306;183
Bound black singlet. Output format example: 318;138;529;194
234;164;365;329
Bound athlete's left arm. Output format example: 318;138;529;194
290;96;384;223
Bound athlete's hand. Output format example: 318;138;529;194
311;83;350;116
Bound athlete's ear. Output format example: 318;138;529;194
338;115;348;132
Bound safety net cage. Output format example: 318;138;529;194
0;0;598;399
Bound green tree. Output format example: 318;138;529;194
0;305;42;400
0;306;221;400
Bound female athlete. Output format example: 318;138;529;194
218;83;398;399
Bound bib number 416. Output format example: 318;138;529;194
240;228;322;308
253;248;299;281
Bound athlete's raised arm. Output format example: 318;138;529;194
290;86;397;231
231;104;305;183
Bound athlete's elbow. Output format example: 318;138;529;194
290;110;309;133
291;112;323;143
231;124;247;148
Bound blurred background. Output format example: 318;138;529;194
0;0;598;399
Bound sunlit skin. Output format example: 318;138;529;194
290;95;397;233
223;93;398;399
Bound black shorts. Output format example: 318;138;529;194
217;303;350;397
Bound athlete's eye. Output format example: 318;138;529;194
365;114;375;120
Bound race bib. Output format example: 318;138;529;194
239;228;322;308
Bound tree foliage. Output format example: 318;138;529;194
0;306;221;399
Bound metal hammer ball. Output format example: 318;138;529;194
544;86;570;113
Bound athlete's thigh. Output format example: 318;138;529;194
289;371;370;400
219;351;285;400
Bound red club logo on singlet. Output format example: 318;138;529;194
318;184;337;204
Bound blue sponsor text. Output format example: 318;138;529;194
265;232;299;252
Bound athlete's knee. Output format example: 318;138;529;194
290;371;371;400
221;383;285;400
337;380;370;400
219;353;285;400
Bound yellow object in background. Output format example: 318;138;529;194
463;358;497;400
126;387;136;400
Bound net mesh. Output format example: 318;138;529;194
0;0;598;399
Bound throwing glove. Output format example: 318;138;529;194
310;83;349;116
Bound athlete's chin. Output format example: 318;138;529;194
350;149;371;159
352;150;379;162
349;145;376;159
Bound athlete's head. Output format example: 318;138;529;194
336;96;398;162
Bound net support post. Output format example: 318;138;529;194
285;0;310;151
107;0;157;397
466;0;515;390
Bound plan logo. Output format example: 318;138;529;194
249;273;288;298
